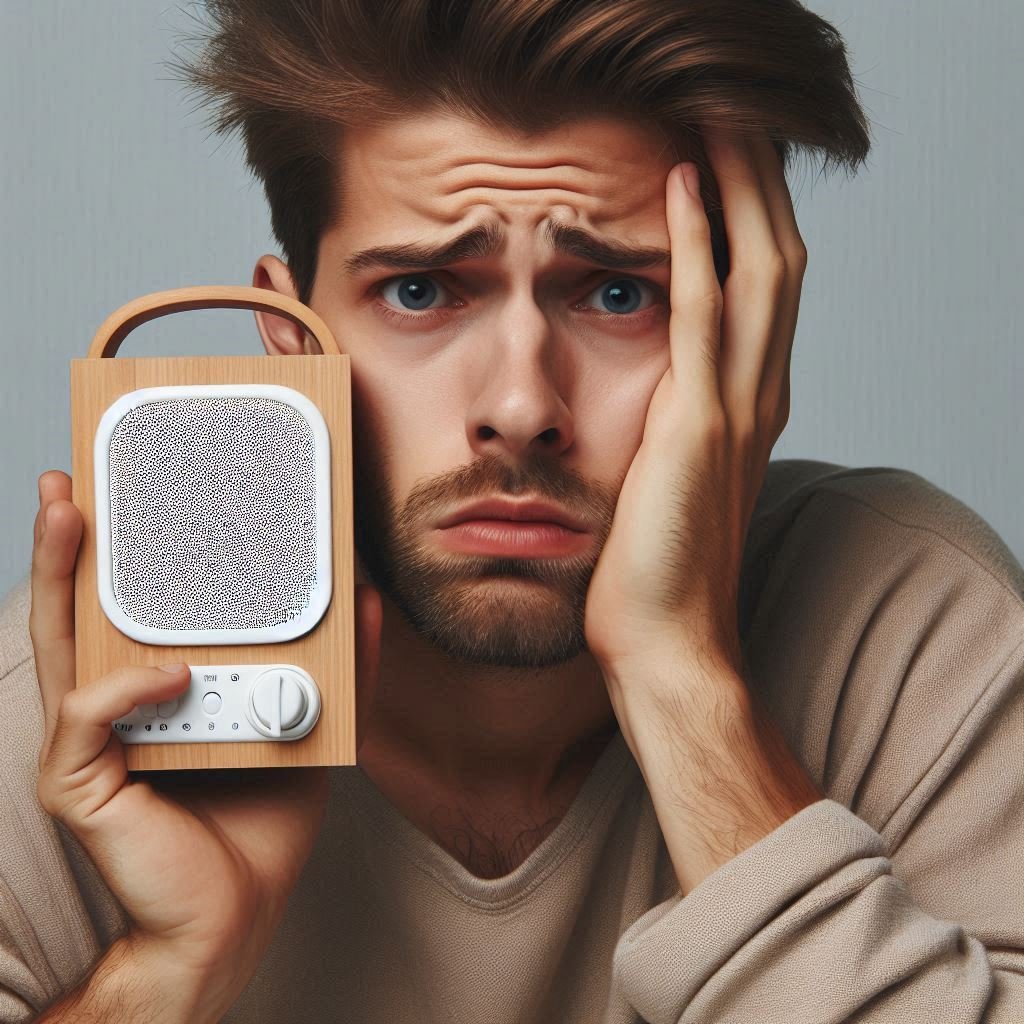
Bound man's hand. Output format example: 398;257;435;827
583;124;807;688
30;469;384;1017
580;129;821;895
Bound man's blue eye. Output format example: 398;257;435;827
586;278;648;315
381;275;442;311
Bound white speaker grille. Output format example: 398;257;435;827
101;391;328;638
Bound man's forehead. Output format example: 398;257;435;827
337;113;680;220
341;110;681;177
333;113;682;275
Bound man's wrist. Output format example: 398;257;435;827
37;930;231;1024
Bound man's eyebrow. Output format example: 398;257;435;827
342;219;671;275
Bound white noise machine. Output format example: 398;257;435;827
70;286;356;772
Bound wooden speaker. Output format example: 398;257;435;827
70;286;355;772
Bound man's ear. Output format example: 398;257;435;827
251;254;317;355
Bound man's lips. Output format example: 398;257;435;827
436;497;587;532
434;517;592;558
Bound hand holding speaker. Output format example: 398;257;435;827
30;469;383;1019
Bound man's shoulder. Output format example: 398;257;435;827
0;575;47;771
753;457;1024;603
747;459;1024;828
0;575;34;685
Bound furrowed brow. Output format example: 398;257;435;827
343;221;504;274
342;219;670;275
546;221;671;270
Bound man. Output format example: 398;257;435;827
3;1;1023;1021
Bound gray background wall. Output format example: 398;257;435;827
1;1;1021;600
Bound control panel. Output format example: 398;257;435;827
112;664;322;744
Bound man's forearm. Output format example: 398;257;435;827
606;650;825;896
36;932;221;1024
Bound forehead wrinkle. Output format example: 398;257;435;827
342;217;670;276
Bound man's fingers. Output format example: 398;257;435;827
38;469;71;504
30;471;83;765
31;500;83;611
666;160;722;416
38;664;192;815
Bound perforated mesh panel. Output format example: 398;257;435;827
106;396;320;631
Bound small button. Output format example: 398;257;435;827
157;699;179;719
202;692;222;715
139;704;158;719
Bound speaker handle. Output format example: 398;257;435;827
88;285;342;359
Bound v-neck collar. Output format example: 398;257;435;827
336;727;637;909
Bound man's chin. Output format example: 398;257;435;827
392;575;588;669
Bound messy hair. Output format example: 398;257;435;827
167;0;872;304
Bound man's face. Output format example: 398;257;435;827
309;110;684;669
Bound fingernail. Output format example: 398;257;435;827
158;663;188;673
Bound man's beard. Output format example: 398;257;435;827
350;433;616;669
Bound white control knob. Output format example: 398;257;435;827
248;670;310;738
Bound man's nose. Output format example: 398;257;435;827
463;295;575;461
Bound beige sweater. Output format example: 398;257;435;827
1;458;1023;1023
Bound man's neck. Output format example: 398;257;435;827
357;716;620;878
354;595;620;876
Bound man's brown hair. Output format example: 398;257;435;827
168;0;872;303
